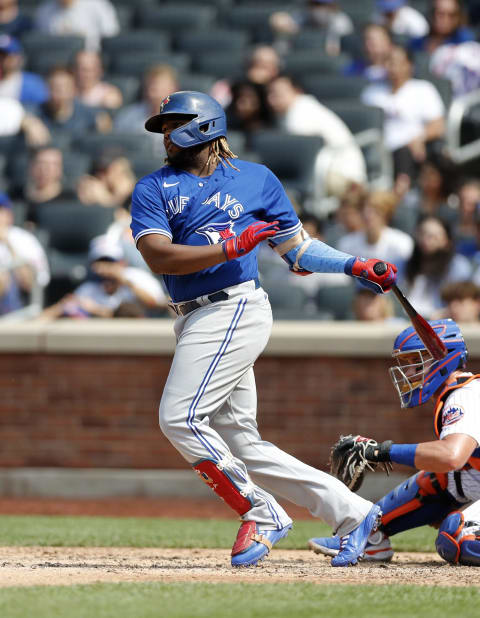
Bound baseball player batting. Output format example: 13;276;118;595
310;319;480;566
130;91;397;568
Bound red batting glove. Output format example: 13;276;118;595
345;257;397;293
223;221;279;261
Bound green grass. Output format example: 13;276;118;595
0;582;479;618
0;515;437;552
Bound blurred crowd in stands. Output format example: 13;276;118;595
0;0;480;323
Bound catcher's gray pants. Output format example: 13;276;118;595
159;280;373;536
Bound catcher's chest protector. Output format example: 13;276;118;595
433;375;480;471
376;471;463;537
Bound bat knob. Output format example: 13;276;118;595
373;261;387;276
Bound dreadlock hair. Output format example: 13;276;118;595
206;136;239;171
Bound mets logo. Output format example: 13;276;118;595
442;405;465;426
196;221;235;245
159;95;170;112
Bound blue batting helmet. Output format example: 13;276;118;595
144;91;227;148
389;319;468;408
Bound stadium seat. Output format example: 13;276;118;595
129;154;160;180
107;51;191;77
36;202;114;256
7;151;91;195
191;52;247;80
262;280;312;321
22;33;85;74
36;202;115;304
102;31;171;57
315;283;356;320
115;5;134;30
178;73;217;94
72;133;154;158
327;102;384;136
175;29;250;54
221;5;290;42
284;51;350;77
327;101;390;188
136;4;217;31
106;75;141;106
292;29;328;51
299;75;370;103
250;132;323;200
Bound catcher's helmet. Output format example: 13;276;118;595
389;319;468;408
145;91;226;148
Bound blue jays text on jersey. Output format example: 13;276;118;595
130;159;302;302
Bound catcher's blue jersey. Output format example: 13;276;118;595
131;159;301;302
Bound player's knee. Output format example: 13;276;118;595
158;399;176;437
436;511;480;566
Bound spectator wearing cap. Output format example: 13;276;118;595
34;0;120;52
375;0;429;38
38;235;167;320
0;192;50;315
0;35;48;105
0;0;33;38
411;0;475;54
270;0;353;56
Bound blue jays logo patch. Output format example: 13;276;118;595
442;405;465;426
159;95;170;112
196;221;235;245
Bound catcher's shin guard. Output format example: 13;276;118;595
377;471;462;536
194;459;252;516
436;511;480;566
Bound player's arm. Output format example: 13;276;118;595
138;221;279;276
272;230;397;293
412;434;477;472
356;433;477;473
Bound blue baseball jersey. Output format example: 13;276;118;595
131;159;301;302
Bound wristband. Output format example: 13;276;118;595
389;443;418;467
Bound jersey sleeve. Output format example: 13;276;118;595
130;178;173;246
440;385;480;446
260;167;302;246
419;81;445;121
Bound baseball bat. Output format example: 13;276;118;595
372;262;447;360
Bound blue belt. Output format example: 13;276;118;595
172;278;260;317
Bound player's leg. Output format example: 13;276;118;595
308;470;464;560
436;502;480;566
159;286;292;565
212;367;375;538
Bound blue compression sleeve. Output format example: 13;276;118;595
283;237;354;274
389;443;418;467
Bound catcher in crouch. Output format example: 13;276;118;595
309;318;480;566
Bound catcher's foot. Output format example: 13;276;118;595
331;505;382;567
231;521;292;567
308;530;393;562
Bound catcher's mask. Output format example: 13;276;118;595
144;90;227;148
389;319;467;408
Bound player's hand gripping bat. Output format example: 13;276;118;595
373;262;447;361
